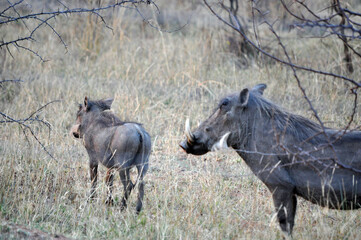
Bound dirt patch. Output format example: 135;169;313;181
0;221;73;240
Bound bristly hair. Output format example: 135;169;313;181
248;92;325;144
98;111;142;128
90;100;111;111
99;111;125;126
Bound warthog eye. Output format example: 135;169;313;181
220;99;229;108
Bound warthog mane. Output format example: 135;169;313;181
249;92;325;144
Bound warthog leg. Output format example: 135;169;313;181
105;169;115;206
136;179;145;213
136;163;149;214
89;162;98;201
119;168;134;210
272;187;297;237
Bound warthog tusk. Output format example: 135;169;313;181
219;132;231;149
212;132;231;151
185;118;195;143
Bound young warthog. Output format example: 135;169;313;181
180;84;361;236
71;97;151;213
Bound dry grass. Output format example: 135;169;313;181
1;1;361;239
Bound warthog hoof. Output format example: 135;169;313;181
120;200;128;211
105;197;114;206
136;206;142;215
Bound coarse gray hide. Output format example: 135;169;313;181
71;97;151;213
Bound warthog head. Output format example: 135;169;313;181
179;84;267;155
70;96;114;139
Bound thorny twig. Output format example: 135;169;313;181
1;99;61;160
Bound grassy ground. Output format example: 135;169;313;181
1;1;361;239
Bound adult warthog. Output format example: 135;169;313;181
180;84;361;236
71;97;151;213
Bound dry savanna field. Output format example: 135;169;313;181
1;0;361;239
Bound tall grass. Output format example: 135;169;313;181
1;1;361;239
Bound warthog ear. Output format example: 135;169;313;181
84;96;92;111
84;96;88;108
252;84;267;95
102;98;114;110
240;88;249;107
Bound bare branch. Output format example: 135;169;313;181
0;0;152;61
203;0;360;86
1;99;61;160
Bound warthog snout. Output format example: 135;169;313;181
179;139;209;155
70;124;80;138
179;119;213;156
179;140;190;153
